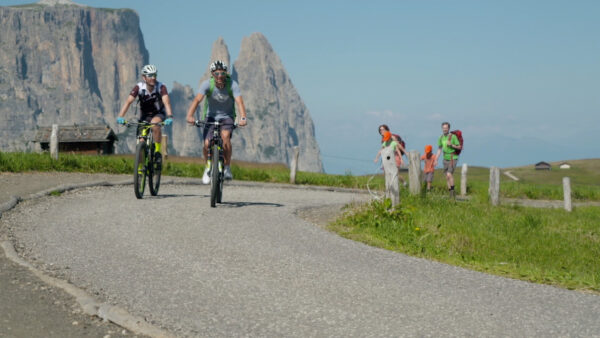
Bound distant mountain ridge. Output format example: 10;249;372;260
0;3;323;172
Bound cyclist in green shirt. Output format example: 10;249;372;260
434;122;461;197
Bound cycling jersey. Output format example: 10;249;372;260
129;81;168;116
198;79;241;121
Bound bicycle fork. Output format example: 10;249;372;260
208;143;224;174
137;129;151;174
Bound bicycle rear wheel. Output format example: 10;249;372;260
210;144;220;208
149;146;161;196
133;142;147;199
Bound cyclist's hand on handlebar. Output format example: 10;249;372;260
186;116;196;125
164;117;173;126
117;117;125;125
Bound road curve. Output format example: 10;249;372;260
2;183;599;337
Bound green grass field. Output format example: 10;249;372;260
330;193;600;293
422;161;600;201
1;152;599;292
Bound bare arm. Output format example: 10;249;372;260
395;144;404;166
162;94;173;118
118;95;136;118
235;96;247;126
374;148;382;163
186;93;205;124
434;147;442;166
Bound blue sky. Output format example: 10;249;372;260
5;0;600;174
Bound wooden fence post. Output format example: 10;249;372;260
408;151;421;195
460;163;468;196
161;134;168;159
382;145;399;206
50;124;59;160
489;166;500;206
289;146;299;184
563;177;572;212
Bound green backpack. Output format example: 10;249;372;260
202;75;235;120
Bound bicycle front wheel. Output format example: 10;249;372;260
210;144;220;208
133;142;147;199
149;146;161;196
217;164;223;204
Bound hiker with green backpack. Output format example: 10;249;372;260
186;60;247;183
434;122;462;198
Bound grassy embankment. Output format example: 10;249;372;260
1;152;599;292
331;159;600;293
0;152;380;189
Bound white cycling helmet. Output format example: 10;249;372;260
141;64;157;76
210;60;227;72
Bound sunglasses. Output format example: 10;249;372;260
145;74;157;78
213;71;227;76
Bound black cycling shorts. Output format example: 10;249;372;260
203;117;235;142
140;111;165;123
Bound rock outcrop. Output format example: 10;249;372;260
233;33;322;172
167;82;200;156
198;37;231;88
169;35;323;172
167;37;232;157
0;1;148;153
1;3;322;171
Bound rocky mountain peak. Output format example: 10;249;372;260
198;37;231;87
240;32;274;55
233;33;323;171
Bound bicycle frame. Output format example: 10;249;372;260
194;120;228;165
126;120;165;198
194;120;236;207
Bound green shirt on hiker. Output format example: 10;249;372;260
438;133;460;161
381;140;399;149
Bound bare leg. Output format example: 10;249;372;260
203;138;210;164
150;116;163;152
221;129;232;165
446;172;454;189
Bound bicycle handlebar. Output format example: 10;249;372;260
194;120;238;129
124;120;165;127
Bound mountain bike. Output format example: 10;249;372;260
194;120;236;207
126;120;164;199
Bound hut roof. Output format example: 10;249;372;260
34;125;117;143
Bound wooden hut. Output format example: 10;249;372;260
34;124;117;154
534;161;551;170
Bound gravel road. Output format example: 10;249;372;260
0;172;143;338
1;177;599;337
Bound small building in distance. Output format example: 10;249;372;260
559;162;571;169
534;161;552;170
34;124;117;155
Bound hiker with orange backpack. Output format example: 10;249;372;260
434;122;462;197
375;125;407;186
